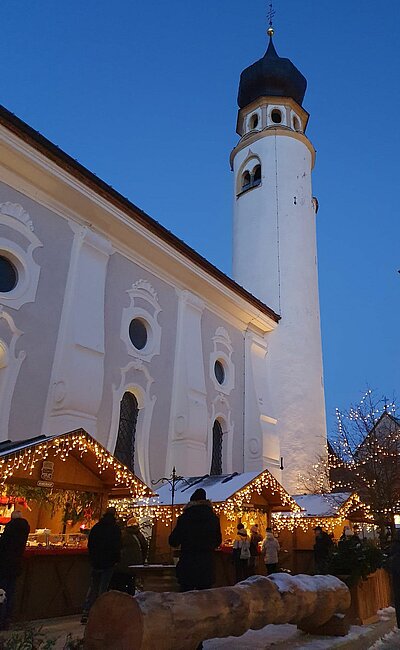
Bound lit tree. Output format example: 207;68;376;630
329;389;400;540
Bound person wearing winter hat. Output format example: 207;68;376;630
169;487;222;593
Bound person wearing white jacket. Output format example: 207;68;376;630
262;528;280;575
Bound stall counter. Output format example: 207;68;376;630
14;547;90;621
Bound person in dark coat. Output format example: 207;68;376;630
313;525;334;574
249;524;263;575
81;507;121;624
389;529;400;628
169;488;222;592
0;510;30;630
110;517;148;595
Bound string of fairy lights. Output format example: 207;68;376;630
109;469;301;528
272;492;374;534
0;429;149;499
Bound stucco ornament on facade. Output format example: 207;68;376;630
120;279;161;362
209;326;235;395
0;202;42;310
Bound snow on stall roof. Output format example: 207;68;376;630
155;472;264;506
291;492;352;517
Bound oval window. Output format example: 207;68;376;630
214;360;225;385
0;256;18;293
249;114;259;130
129;318;148;350
271;109;282;124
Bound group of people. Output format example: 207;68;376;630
232;523;280;581
0;505;147;629
81;508;147;623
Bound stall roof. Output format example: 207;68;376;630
292;492;353;517
155;470;299;512
0;428;153;498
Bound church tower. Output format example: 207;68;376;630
231;25;327;493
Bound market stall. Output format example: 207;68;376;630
272;492;375;574
0;428;150;620
116;469;300;588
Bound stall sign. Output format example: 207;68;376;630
37;480;54;488
41;461;54;481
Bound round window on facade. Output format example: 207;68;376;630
0;256;18;293
271;109;282;124
214;359;225;385
129;318;148;350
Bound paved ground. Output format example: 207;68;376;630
0;611;397;649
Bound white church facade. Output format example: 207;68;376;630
0;32;326;494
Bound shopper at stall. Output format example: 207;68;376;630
249;524;263;574
110;517;148;595
81;507;121;624
169;488;222;592
313;525;334;574
0;510;30;630
233;523;251;582
262;527;280;575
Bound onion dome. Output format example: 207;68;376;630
238;37;307;109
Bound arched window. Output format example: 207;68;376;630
253;164;261;186
114;392;138;472
238;161;262;195
210;420;223;476
241;170;251;191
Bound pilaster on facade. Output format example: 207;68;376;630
42;224;113;437
166;289;208;477
244;328;281;480
0;309;26;441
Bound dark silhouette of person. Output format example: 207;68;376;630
110;517;148;595
169;488;222;592
389;529;400;628
249;524;263;574
81;507;121;624
0;510;30;630
313;525;334;574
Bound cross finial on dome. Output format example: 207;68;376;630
267;2;275;37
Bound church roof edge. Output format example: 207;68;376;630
0;104;280;324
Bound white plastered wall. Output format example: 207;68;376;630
233;130;327;493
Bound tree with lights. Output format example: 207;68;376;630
329;390;400;541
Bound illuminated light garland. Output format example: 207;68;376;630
110;468;301;527
272;492;374;534
0;429;150;500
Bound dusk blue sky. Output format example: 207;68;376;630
1;1;399;434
